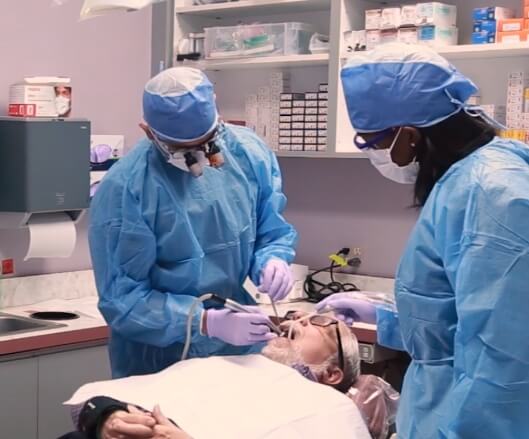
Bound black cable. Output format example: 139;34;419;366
304;258;359;303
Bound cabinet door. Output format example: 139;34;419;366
37;345;111;439
0;357;38;439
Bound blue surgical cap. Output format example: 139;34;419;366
143;67;218;143
341;43;479;133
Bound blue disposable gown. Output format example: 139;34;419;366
376;138;529;438
89;124;298;378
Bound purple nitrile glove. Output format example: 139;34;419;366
205;308;276;346
315;292;377;326
258;258;294;301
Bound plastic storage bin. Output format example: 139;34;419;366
205;22;314;59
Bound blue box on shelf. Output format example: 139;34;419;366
471;31;496;44
472;7;513;22
473;20;497;33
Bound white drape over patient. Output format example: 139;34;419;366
65;354;370;439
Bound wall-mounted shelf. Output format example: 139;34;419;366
175;0;330;18
276;150;364;158
191;53;329;71
342;43;529;64
439;43;529;60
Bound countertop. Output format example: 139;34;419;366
0;296;378;359
0;297;108;358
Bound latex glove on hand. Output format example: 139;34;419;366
205;308;276;346
315;292;377;326
258;258;294;302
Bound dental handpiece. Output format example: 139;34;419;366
210;295;282;335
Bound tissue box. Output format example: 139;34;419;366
380;29;399;44
472;31;496;44
473;7;514;21
8;82;72;118
399;27;419;44
381;7;401;29
401;5;417;27
473;20;497;33
416;3;457;27
498;18;525;32
366;9;382;30
497;30;528;43
418;25;458;47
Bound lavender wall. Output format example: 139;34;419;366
279;158;418;278
0;2;418;279
0;0;152;276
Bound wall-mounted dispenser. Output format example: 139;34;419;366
0;117;90;259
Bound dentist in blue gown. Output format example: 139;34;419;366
317;43;529;438
89;67;298;378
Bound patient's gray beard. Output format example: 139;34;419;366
261;343;329;376
261;342;303;366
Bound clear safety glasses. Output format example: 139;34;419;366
354;128;394;150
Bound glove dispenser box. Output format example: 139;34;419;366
0;117;90;228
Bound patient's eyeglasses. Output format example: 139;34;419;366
283;312;345;373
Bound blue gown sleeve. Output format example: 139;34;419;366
89;183;211;349
247;141;298;284
439;179;529;438
375;306;405;351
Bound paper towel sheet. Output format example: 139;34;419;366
24;212;77;260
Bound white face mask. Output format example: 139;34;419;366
55;95;71;116
365;128;419;184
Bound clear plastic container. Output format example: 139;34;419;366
205;22;314;59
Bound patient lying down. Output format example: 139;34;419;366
62;312;372;439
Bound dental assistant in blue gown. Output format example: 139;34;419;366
89;67;298;378
317;43;529;438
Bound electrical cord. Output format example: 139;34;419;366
181;293;214;361
304;248;359;302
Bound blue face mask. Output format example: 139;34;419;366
292;363;319;382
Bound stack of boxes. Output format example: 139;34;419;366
526;0;529;29
504;71;529;142
472;2;529;44
362;2;458;50
278;84;328;152
245;72;291;151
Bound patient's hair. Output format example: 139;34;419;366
331;324;361;393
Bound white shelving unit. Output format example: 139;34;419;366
175;0;331;17
195;53;329;70
166;0;529;159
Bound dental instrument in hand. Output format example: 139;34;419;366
209;294;282;335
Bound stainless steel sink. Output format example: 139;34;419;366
0;312;66;336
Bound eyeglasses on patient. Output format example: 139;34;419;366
283;311;345;373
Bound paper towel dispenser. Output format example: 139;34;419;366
0;117;90;228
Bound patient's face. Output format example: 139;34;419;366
262;312;341;367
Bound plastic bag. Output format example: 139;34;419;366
347;375;400;439
309;33;329;54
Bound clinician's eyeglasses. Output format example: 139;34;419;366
283;312;345;373
354;128;394;150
